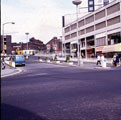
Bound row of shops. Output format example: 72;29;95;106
63;32;121;58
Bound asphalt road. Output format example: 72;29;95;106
1;57;121;120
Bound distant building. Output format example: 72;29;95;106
1;35;12;54
46;37;62;54
29;37;45;51
12;37;45;54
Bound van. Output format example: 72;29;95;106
13;55;25;66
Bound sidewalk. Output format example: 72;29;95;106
1;64;22;78
56;61;114;70
35;53;113;64
38;59;116;70
35;54;121;70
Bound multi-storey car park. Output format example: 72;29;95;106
62;0;121;58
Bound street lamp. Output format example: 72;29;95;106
25;32;29;58
2;22;15;52
25;32;29;50
72;0;83;66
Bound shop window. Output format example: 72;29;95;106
96;37;106;47
108;32;121;45
81;40;85;48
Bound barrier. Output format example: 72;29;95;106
101;60;107;68
5;61;16;68
9;61;12;67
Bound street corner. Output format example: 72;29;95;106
1;68;23;78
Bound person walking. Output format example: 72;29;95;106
96;54;101;65
115;53;120;67
112;54;117;66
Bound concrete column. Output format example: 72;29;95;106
85;38;87;59
105;8;108;45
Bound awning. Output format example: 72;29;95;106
102;43;121;53
95;46;104;52
71;49;77;52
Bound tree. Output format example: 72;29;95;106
50;45;54;53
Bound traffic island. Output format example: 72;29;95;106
1;68;22;78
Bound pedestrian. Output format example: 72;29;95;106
96;54;101;65
101;54;105;66
115;53;120;67
112;54;117;66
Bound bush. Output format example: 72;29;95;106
38;56;41;60
65;56;70;62
54;55;57;61
45;57;48;61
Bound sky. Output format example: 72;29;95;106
1;0;114;44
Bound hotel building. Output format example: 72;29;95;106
62;0;121;58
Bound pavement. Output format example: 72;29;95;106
1;63;22;78
37;57;117;70
46;61;116;70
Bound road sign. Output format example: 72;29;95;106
88;0;95;12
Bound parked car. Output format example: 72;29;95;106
13;55;25;66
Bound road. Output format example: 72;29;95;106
1;57;121;120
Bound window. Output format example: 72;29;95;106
96;37;106;47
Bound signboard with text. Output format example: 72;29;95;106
88;0;95;12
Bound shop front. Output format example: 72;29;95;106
102;43;121;58
65;42;71;56
95;46;105;55
86;36;95;58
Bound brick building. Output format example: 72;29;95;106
46;37;62;54
28;37;45;51
12;37;45;54
12;37;45;53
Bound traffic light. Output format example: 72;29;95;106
4;37;7;50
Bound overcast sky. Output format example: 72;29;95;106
1;0;114;44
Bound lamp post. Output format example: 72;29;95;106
72;0;82;66
25;32;29;51
25;33;29;59
2;22;15;52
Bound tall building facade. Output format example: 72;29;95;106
62;0;121;58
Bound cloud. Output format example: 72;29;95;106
2;0;103;44
1;0;67;43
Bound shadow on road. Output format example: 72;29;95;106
1;103;48;120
